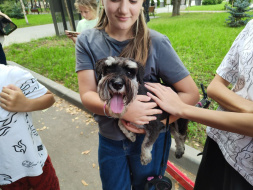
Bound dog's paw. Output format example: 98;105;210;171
141;155;152;165
141;150;152;165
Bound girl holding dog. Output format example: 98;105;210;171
75;0;199;189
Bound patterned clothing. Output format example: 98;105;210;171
207;20;253;186
0;65;48;185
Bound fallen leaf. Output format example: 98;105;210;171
81;150;91;155
37;126;47;131
175;182;179;190
92;163;96;168
81;180;88;186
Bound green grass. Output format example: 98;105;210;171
148;12;242;89
4;12;246;150
11;13;53;28
186;1;227;11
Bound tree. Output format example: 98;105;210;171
226;0;253;27
63;0;74;31
20;0;29;24
172;0;181;16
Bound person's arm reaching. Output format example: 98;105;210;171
145;83;253;137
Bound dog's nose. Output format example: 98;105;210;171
112;81;123;90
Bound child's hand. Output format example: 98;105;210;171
145;83;185;117
0;84;29;112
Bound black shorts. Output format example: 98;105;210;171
194;137;252;190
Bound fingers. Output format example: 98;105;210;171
146;92;161;104
121;119;146;134
136;95;151;102
6;84;19;90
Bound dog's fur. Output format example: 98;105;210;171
95;56;188;165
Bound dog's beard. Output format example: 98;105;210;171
98;75;139;116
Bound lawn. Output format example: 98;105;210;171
11;13;53;28
186;1;227;11
4;11;246;150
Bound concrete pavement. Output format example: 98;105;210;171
3;23;55;47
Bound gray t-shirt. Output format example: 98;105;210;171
76;28;190;140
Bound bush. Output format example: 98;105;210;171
202;0;223;5
226;0;253;27
0;1;24;19
229;0;250;5
202;0;217;5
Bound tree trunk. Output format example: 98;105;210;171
20;0;29;24
30;0;33;9
63;0;74;31
172;0;181;16
143;0;150;23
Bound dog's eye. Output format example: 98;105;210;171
125;69;135;77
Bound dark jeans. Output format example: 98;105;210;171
0;43;7;65
98;130;171;190
194;137;252;190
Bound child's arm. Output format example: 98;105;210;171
207;75;253;113
0;84;55;112
145;83;253;137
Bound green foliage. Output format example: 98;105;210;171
187;1;226;11
151;0;160;7
0;1;24;19
202;0;223;5
226;0;253;27
11;14;53;28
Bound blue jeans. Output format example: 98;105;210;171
98;131;171;190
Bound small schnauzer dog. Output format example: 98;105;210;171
95;56;188;165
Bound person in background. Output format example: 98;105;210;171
65;0;98;44
0;11;11;65
146;19;253;190
0;65;60;190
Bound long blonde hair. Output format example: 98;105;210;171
96;4;151;65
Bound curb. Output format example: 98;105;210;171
7;61;201;175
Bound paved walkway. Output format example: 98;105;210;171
3;23;55;47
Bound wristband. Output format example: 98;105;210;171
103;103;113;118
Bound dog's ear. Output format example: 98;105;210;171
136;62;145;84
95;58;107;82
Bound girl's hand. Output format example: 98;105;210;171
121;119;146;134
145;83;185;117
121;95;162;125
0;84;29;112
